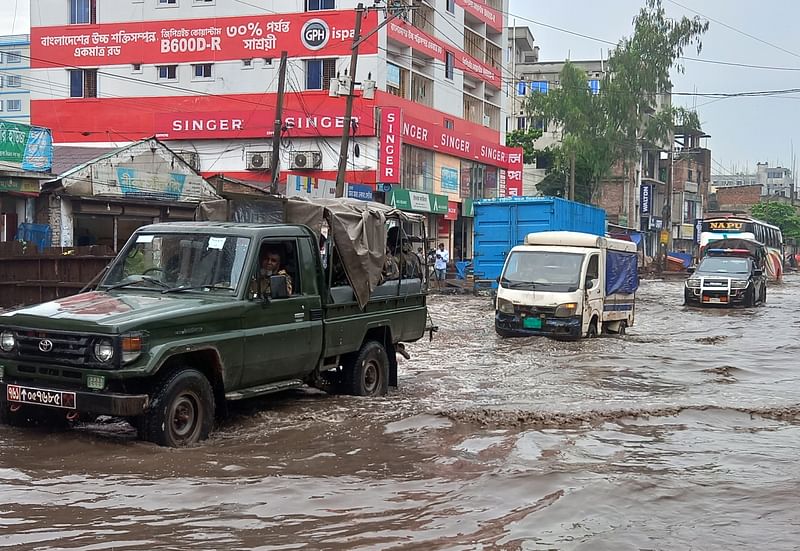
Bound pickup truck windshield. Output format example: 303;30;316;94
697;256;750;274
502;251;585;291
101;233;251;294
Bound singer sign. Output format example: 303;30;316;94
379;108;402;184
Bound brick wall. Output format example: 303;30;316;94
597;180;625;223
715;184;762;210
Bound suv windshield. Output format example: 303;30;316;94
101;233;251;294
502;250;585;291
697;256;750;274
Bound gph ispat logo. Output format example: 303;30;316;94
301;19;329;50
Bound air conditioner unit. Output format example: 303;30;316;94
290;150;322;170
246;150;271;171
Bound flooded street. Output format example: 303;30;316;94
3;276;800;550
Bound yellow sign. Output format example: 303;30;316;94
709;221;744;231
660;230;670;244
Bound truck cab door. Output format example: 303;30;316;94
583;253;603;332
241;238;321;387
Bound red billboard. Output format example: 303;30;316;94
31;11;378;67
379;107;402;184
456;0;503;32
505;149;524;197
387;20;501;89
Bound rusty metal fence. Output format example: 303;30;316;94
0;242;115;309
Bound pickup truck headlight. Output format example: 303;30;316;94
0;330;15;352
686;278;701;289
730;279;750;289
93;338;115;363
554;302;579;318
496;297;515;314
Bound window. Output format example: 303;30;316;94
7;99;21;111
263;57;273;66
70;0;97;24
158;65;178;80
252;240;300;298
5;51;21;64
516;81;526;96
69;69;98;97
158;0;178;4
242;58;253;68
444;118;454;129
5;75;21;87
687;169;693;182
585;255;599;288
446;0;455;13
305;58;336;90
193;0;214;3
530;81;548;94
588;79;600;95
131;63;142;73
445;51;454;80
192;63;212;79
0;100;3;111
306;0;335;10
517;116;526;130
401;145;434;193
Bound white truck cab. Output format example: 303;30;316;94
494;231;638;339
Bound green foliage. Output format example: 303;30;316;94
523;0;709;203
504;128;543;164
750;202;800;238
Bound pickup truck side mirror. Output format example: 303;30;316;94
269;275;290;300
754;268;764;277
687;266;696;274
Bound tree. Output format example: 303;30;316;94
750;202;800;239
504;128;543;164
524;0;709;211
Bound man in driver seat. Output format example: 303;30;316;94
251;246;293;298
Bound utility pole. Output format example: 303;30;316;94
334;1;412;198
335;5;366;198
568;151;576;201
270;51;288;196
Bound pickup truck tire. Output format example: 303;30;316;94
139;369;215;447
342;341;389;397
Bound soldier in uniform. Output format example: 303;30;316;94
387;226;422;279
251;246;293;298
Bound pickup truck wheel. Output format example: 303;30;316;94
140;369;215;447
343;341;389;397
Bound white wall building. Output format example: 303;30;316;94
0;34;31;124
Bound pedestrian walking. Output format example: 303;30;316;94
434;242;449;291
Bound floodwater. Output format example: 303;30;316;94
3;276;800;550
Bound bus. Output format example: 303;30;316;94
698;216;784;281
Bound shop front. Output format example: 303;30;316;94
386;187;447;254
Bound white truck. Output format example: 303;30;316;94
494;231;638;339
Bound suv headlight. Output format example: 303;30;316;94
686;278;701;289
0;330;15;352
554;302;579;318
496;297;515;314
93;338;115;363
730;279;750;289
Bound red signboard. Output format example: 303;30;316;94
505;148;524;197
445;201;459;221
379;107;402;184
387;20;501;89
401;114;518;169
31;11;378;67
456;0;503;32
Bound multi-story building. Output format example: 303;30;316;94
0;34;31;124
29;0;521;261
712;162;793;199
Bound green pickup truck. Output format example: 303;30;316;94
0;199;430;446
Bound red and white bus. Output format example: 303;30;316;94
698;216;783;281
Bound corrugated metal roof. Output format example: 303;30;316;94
50;146;118;177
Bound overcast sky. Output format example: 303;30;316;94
509;0;800;177
3;1;799;175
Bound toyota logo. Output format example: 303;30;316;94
301;19;329;50
38;339;54;352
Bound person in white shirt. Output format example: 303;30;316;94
434;242;449;290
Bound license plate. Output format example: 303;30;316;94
6;385;76;409
523;317;542;329
703;297;726;304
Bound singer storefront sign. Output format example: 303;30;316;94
379;108;402;184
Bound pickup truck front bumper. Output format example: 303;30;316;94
495;312;582;338
1;381;148;417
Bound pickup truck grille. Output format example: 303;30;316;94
14;330;91;366
515;305;556;316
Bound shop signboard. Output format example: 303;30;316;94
0;121;53;172
32;11;378;67
379;107;402;184
387;189;448;214
286;175;336;199
455;0;503;32
445;201;459;221
505;149;524;197
441;166;459;193
346;183;373;201
640;183;652;214
0;177;41;194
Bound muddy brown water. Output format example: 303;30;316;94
2;277;800;550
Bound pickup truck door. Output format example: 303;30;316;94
240;238;322;387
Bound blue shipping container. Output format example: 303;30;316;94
473;197;606;283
